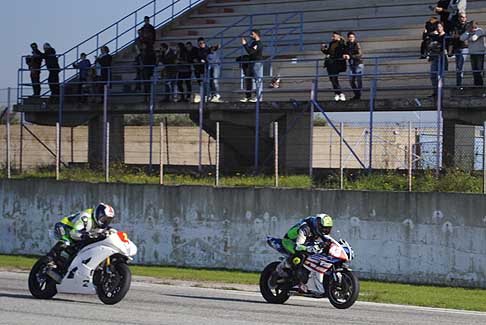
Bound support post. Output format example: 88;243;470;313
274;121;279;187
483;121;486;194
340;122;344;190
105;122;110;183
436;53;444;178
408;121;413;192
19;113;24;173
198;73;205;174
160;122;164;185
6;87;11;178
56;122;60;181
369;58;378;170
216;121;220;187
58;85;64;166
102;85;108;167
70;127;74;163
149;76;156;174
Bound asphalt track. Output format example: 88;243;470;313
1;271;485;325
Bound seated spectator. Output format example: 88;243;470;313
158;43;177;102
42;43;60;98
321;32;347;101
343;32;363;100
208;44;222;103
72;53;91;100
241;29;263;102
428;22;449;97
450;12;469;88
26;43;43;97
138;16;156;51
421;17;440;59
460;21;486;86
175;42;192;102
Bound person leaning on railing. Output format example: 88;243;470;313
428;22;449;98
460;21;485;87
26;43;43;97
158;43;177;102
175;42;193;102
41;43;60;99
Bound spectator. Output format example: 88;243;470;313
421;17;440;59
450;12;469;88
344;32;364;100
72;53;91;100
138;16;156;51
95;46;113;96
241;29;263;102
236;55;254;102
175;42;192;102
434;0;451;32
42;43;61;98
142;45;157;95
26;43;43;97
460;21;486;86
321;32;347;101
208;44;222;103
158;43;177;102
186;41;199;65
447;0;467;26
428;22;449;97
193;38;210;103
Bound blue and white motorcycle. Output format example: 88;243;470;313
260;235;359;309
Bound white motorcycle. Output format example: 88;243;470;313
28;228;137;305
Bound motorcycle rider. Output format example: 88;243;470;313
277;213;334;293
47;203;115;261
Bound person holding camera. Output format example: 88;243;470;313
26;43;43;97
460;21;485;86
321;32;347;101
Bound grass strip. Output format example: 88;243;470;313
1;254;486;311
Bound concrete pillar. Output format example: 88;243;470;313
442;119;476;170
88;114;124;167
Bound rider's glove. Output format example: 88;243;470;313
306;244;321;254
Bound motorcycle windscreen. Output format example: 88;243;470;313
328;243;349;262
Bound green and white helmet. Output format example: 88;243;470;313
316;213;333;236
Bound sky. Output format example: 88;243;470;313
0;0;148;88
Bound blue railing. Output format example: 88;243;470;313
18;0;206;101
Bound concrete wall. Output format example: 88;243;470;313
1;179;486;288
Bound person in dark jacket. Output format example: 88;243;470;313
344;32;364;100
95;46;113;97
158;43;177;102
450;12;469;88
26;43;43;96
428;22;449;97
138;16;156;51
321;32;347;101
421;17;440;59
72;53;91;100
241;29;263;102
175;42;193;102
434;0;451;32
142;45;157;95
42;43;60;97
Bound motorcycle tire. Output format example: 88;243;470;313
259;261;290;304
326;269;359;309
97;262;132;305
28;257;58;299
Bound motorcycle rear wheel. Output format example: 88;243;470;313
259;261;290;304
326;269;359;309
28;257;58;299
96;263;131;305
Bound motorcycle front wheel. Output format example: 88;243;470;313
326;269;359;309
259;261;290;304
96;262;132;305
28;257;58;299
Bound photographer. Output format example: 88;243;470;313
321;32;347;101
460;21;485;86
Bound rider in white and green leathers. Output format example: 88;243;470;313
48;203;115;259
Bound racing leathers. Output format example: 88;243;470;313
48;208;101;259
